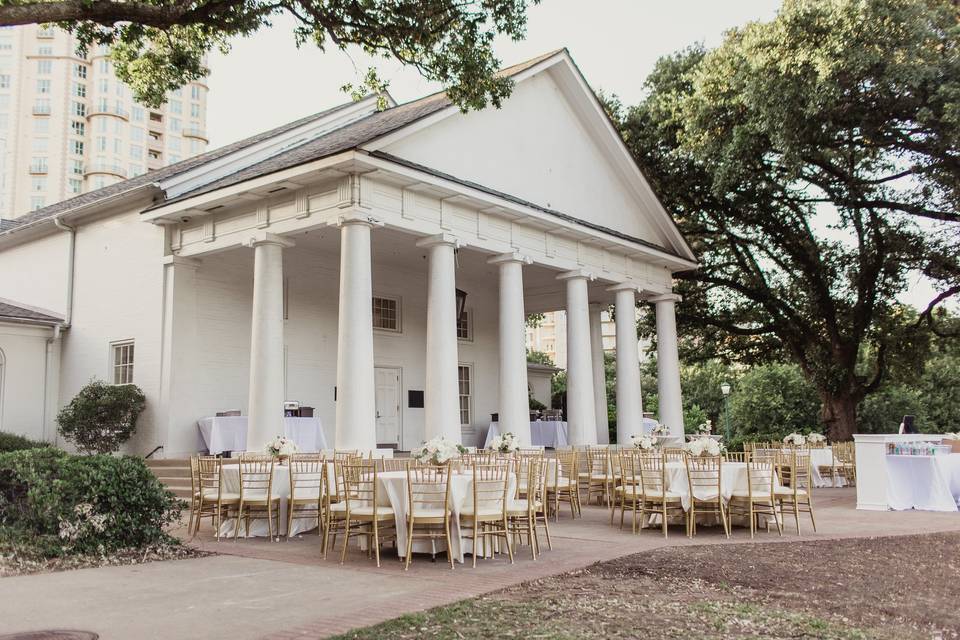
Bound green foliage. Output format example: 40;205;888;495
857;385;924;434
526;349;555;366
727;364;821;448
682;404;709;435
0;432;50;453
0;448;182;557
525;313;546;329
6;1;538;110
613;0;960;439
56;381;146;455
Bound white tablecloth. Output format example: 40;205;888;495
886;454;960;512
197;416;328;454
218;464;326;538
664;461;751;511
807;448;847;488
485;421;568;448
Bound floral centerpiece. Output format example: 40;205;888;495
806;432;827;445
783;432;807;447
264;435;299;458
696;419;713;435
412;436;465;465
490;432;520;453
630;434;656;450
651;424;670;437
685;436;723;457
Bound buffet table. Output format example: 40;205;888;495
197;416;328;455
886;454;960;512
484;421;568;449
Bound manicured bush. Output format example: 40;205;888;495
0;431;50;453
56;380;146;454
727;363;821;449
0;448;182;557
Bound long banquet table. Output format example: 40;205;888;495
485;421;568;448
197;416;328;455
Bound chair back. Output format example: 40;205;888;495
685;454;722;500
555;449;578;485
782;450;812;494
289;453;325;500
407;464;451;516
636;452;668;495
377;457;409;472
586;447;610;477
723;451;747;463
663;448;687;463
238;453;276;500
618;450;642;487
463;450;496;465
341;460;379;512
197;455;222;497
745;454;777;499
518;447;545;458
189;455;200;497
468;461;511;515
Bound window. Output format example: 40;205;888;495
32;138;48;152
113;138;122;154
131;106;144;122
191;85;200;100
96;97;108;112
70;159;83;175
169;100;181;114
457;309;473;341
372;296;400;332
97;59;110;74
30;156;47;173
149;111;162;123
129;164;142;176
36;45;53;56
129;144;142;159
36;79;51;94
69;140;84;156
190;103;200;118
30;196;45;210
98;78;109;93
31;176;46;192
37;27;55;38
95;136;107;152
130;126;143;141
71;101;86;116
36;60;52;74
72;64;87;79
0;74;9;88
458;365;472;426
168;135;180;151
34;118;49;134
68;178;82;194
111;341;135;384
71;81;85;97
70;120;85;136
170;118;181;133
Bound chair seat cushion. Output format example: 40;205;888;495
240;490;282;501
201;490;240;501
614;485;641;497
291;489;322;501
343;505;394;517
546;477;573;489
642;489;682;500
774;486;808;496
410;507;449;519
460;507;504;518
731;490;774;500
506;499;542;514
590;473;609;481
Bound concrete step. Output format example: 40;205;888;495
145;458;191;468
165;484;193;500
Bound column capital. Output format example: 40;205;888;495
648;292;682;304
487;251;532;266
416;233;461;250
556;268;595;282
162;255;201;269
243;231;295;249
331;212;384;229
606;282;641;293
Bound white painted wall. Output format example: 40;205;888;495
0;230;69;315
382;68;663;246
0;323;51;440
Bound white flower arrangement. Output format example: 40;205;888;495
58;503;109;543
806;433;827;444
631;434;657;450
412;436;464;465
490;432;520;453
651;424;670;437
685;436;723;457
783;432;807;447
944;432;960;440
696;419;713;435
264;435;299;457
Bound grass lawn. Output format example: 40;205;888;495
332;532;960;639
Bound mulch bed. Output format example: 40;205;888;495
335;532;960;639
0;543;210;578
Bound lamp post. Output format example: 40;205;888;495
720;382;732;442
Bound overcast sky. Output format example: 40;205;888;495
203;0;946;310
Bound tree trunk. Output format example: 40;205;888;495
820;393;860;441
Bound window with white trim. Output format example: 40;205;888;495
457;308;473;341
458;364;472;426
111;341;135;384
372;295;400;332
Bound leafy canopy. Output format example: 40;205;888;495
614;0;960;439
0;0;539;109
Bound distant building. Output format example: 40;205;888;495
0;25;209;218
527;309;649;369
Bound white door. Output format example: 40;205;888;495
375;367;401;447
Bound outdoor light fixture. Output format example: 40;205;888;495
720;382;731;396
720;382;732;441
456;288;467;320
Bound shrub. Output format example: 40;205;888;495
56;380;146;454
0;448;182;557
727;363;821;448
857;385;924;434
0;431;50;453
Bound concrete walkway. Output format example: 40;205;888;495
1;489;958;640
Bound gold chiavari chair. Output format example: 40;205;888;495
547;449;581;520
287;453;326;539
685;454;730;538
461;461;513;568
728;454;782;538
776;450;816;534
404;463;454;569
234;454;282;540
663;448;687;463
817;445;838;487
724;451;747;463
194;455;239;540
187;455;200;536
637;452;686;538
834;441;856;486
583;447;613;507
613;450;645;533
507;456;551;559
463;450;496;465
743;442;756;454
327;460;395;567
378;457;410;473
518;447;546;457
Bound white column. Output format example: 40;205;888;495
488;252;533;446
609;283;644;444
558;270;597;445
335;217;377;451
246;232;294;451
417;234;462;444
651;293;684;438
589;304;609;444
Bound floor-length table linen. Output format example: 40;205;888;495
217;464;325;538
886;454;960;512
197;416;328;454
485;421;568;448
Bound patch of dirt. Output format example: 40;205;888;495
0;543;210;578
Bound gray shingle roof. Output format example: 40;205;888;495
0;299;63;325
4;99;360;227
0;219;18;232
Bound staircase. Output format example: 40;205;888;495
145;458;192;499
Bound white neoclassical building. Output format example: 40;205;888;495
0;50;696;457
